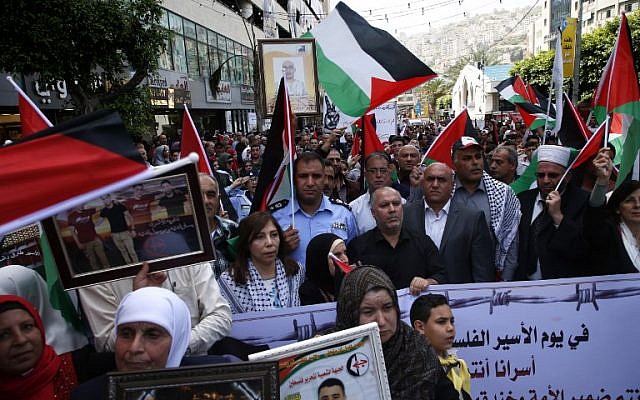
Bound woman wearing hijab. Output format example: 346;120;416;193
71;287;191;399
335;266;457;400
300;233;349;305
217;212;303;313
585;148;640;274
0;295;79;400
0;265;88;355
153;144;171;166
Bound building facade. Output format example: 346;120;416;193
452;64;513;125
572;0;639;34
0;0;327;142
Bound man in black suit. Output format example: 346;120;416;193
506;145;590;281
404;163;494;283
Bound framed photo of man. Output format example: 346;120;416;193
107;361;279;400
41;162;214;289
249;322;392;400
258;38;320;116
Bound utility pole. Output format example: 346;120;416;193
572;0;583;103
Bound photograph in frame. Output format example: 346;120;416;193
107;361;279;400
258;38;320;116
41;162;214;289
249;322;391;400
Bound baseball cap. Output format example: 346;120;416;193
452;136;481;154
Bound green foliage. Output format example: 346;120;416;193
511;10;640;101
436;94;452;109
0;0;167;134
417;79;453;118
444;48;502;80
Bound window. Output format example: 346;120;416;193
185;38;199;77
198;42;209;76
172;34;187;73
183;20;196;39
168;12;183;34
158;38;173;70
196;25;207;43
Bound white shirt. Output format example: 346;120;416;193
424;199;451;249
620;222;640;271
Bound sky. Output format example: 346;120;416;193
331;0;539;36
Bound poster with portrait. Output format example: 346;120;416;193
259;38;320;116
107;361;279;400
249;323;391;400
42;162;214;289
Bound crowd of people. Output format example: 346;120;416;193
2;118;638;400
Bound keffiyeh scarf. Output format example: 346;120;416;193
218;259;302;313
482;172;521;271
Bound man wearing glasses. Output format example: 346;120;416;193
509;145;590;281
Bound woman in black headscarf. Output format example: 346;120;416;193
335;266;457;400
300;233;349;305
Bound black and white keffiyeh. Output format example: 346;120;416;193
482;172;521;271
217;259;302;313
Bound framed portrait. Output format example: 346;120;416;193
107;361;279;400
41;162;214;289
258;38;320;117
249;322;391;400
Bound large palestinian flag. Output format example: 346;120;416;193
592;13;640;187
306;2;436;118
251;78;296;213
0;110;164;235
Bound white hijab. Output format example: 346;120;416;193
115;287;191;368
0;265;89;354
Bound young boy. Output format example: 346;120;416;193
410;294;471;400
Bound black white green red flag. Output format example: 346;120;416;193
496;76;531;104
305;2;436;118
0;110;187;236
6;76;53;136
251;78;296;214
591;13;640;187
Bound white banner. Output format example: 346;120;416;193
375;102;397;142
232;274;640;398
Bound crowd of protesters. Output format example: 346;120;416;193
2;115;638;400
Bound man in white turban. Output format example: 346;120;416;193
506;145;590;281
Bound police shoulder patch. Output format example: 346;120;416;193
329;197;351;211
268;199;289;212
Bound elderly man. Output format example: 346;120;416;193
507;145;589;281
347;187;446;294
404;163;494;283
396;144;422;197
451;136;521;280
272;151;357;268
489;145;518;184
199;173;238;278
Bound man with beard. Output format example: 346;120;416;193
507;145;589;281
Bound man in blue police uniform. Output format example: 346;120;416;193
271;151;357;269
225;172;257;221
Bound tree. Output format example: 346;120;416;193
0;0;168;137
511;10;640;102
417;78;453;120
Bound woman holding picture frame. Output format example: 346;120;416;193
335;266;458;400
217;212;304;313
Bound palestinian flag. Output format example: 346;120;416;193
251;78;296;213
0;110;156;235
568;121;607;170
421;108;475;168
305;2;436;118
557;93;591;148
496;76;531;104
526;84;540;105
515;102;556;130
6;76;53;136
591;13;640;187
181;105;213;175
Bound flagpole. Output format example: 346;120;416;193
6;76;53;128
359;116;365;194
284;83;295;228
604;14;622;147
